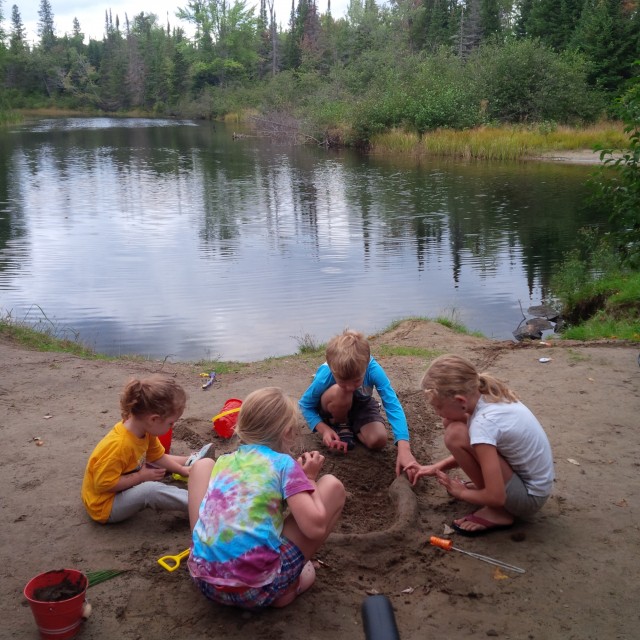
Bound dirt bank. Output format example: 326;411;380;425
2;320;638;639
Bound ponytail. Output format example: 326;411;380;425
422;354;517;404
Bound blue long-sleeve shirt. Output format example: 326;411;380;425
298;356;410;444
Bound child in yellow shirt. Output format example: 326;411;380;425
82;374;211;523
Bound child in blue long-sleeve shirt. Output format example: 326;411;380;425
299;329;416;476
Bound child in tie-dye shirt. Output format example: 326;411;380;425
187;387;346;609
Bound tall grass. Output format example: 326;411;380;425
0;311;99;357
0;109;22;125
369;129;422;154
370;122;627;160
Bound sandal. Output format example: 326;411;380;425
335;425;355;451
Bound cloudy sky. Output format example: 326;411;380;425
16;0;351;44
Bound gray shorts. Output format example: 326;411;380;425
504;473;549;518
319;392;383;436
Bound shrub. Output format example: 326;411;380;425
474;39;605;124
590;71;640;268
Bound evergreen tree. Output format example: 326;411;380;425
99;12;129;109
0;0;5;43
300;0;323;69
0;1;5;101
37;0;56;50
268;0;279;76
481;0;503;38
571;0;640;95
403;0;458;53
5;4;33;96
522;0;584;50
350;0;382;57
9;4;27;53
169;30;192;103
456;0;483;56
284;0;309;68
69;17;85;51
72;18;83;40
514;0;533;38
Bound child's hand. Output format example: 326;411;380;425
297;450;325;481
435;470;466;498
405;462;438;486
140;464;166;482
321;428;348;454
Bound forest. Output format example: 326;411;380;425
0;0;639;143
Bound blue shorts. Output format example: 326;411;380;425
193;538;305;610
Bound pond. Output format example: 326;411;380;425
0;117;604;361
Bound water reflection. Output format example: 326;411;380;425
0;118;602;361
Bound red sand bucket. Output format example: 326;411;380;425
158;427;172;453
212;399;242;438
24;569;88;640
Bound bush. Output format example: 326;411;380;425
550;229;623;315
474;39;605;124
590;71;640;268
350;49;483;142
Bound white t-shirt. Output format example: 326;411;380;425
469;396;554;497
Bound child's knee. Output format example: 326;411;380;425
321;384;351;406
358;422;387;449
443;421;470;451
321;474;346;504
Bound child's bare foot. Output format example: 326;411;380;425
297;560;316;594
271;561;316;608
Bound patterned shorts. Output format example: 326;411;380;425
194;537;305;610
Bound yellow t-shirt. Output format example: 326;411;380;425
81;421;165;523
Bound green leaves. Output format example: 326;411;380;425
86;570;127;587
591;75;640;268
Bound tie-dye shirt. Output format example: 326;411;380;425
188;444;315;588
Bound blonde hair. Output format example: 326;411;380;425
235;387;303;451
421;354;518;404
326;329;370;380
120;374;187;420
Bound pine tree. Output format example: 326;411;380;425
456;0;483;57
571;0;640;94
522;0;583;50
0;1;5;44
481;0;502;38
405;0;458;53
70;17;85;50
37;0;56;50
284;0;308;69
9;4;27;53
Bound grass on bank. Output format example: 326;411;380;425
0;109;22;125
370;122;627;160
2;296;635;365
552;270;640;342
0;312;484;363
550;228;640;343
0;313;101;358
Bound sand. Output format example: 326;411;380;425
2;320;639;639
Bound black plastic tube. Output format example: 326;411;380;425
361;595;401;640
